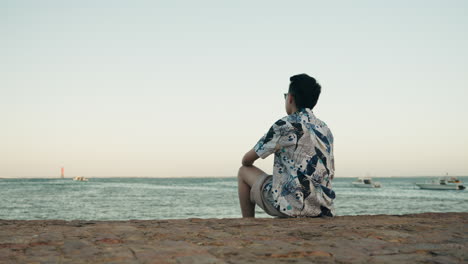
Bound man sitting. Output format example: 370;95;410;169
238;74;335;218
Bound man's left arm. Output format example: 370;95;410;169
242;148;259;166
244;117;292;166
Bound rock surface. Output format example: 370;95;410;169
0;213;466;263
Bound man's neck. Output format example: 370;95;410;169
288;106;298;115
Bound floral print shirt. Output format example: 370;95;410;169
254;108;335;217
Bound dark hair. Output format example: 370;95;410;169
288;74;321;109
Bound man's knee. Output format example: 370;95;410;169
238;166;255;184
237;165;248;179
238;165;264;186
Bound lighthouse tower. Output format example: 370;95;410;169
61;167;64;179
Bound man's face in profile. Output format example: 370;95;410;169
284;92;294;115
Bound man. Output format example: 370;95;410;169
238;74;335;218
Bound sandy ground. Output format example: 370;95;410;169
0;212;466;264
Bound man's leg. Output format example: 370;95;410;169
237;165;267;218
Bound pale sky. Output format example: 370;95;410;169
1;0;467;178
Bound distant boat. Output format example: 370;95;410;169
415;177;465;190
352;177;381;188
73;176;89;182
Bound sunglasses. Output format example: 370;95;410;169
283;93;288;99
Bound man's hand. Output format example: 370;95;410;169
242;148;259;166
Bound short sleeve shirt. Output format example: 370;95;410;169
254;108;335;217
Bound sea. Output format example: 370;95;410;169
0;177;467;220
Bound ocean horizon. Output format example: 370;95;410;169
1;176;467;221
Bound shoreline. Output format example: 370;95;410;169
1;175;468;179
0;211;467;221
1;212;466;263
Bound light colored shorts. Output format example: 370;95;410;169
250;174;289;218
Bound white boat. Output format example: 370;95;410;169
73;176;89;182
352;177;381;188
415;177;465;190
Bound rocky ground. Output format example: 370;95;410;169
0;213;466;264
